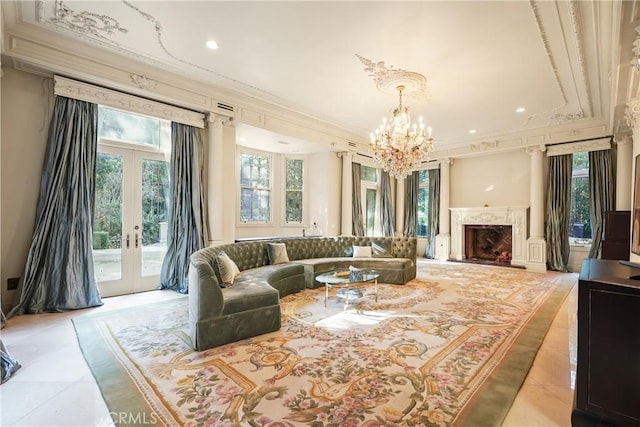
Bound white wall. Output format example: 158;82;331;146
1;68;53;312
450;150;531;208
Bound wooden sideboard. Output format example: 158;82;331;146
572;259;640;427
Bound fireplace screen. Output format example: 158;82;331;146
464;225;513;264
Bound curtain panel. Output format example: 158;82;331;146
160;123;208;293
545;154;573;272
588;149;614;258
403;171;419;237
352;162;365;237
380;171;395;237
426;168;441;258
9;96;103;315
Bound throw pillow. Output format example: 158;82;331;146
352;245;373;257
216;251;240;286
371;239;393;258
267;243;290;264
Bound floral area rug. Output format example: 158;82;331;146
73;261;576;427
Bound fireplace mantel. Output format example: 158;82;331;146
450;206;529;267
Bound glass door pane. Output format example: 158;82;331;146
140;158;169;278
93;152;124;283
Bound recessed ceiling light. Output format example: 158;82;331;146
516;107;526;113
206;40;219;50
469;129;477;134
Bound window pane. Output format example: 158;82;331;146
286;191;303;222
286;159;303;190
98;106;169;150
239;152;272;222
361;165;377;182
569;152;591;241
417;187;429;237
419;170;428;184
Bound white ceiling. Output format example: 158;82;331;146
1;1;635;155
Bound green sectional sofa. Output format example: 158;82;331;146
188;236;417;351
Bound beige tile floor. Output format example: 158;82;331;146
0;271;578;427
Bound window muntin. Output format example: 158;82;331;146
284;158;304;223
417;170;430;238
569;152;591;244
240;152;272;223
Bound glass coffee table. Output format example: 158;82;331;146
315;269;380;309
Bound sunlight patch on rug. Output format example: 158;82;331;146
74;261;576;427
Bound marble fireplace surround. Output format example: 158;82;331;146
450;207;529;267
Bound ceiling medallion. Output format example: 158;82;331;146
356;54;428;100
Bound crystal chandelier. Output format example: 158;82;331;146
370;85;433;179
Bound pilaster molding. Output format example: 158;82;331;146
625;99;640;129
614;132;633;147
524;145;547;155
207;112;233;129
439;157;453;167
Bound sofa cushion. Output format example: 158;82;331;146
267;242;289;264
221;281;280;315
352;245;373;257
216;251;240;286
237;263;306;297
371;239;393;258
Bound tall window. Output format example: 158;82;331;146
417;170;430;237
240;152;271;222
285;158;304;223
569;152;591;244
361;165;379;236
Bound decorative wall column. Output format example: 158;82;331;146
614;133;633;211
435;158;452;260
525;145;547;272
338;151;353;236
395;177;405;236
207;113;233;245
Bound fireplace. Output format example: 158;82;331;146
465;225;513;264
450;207;529;267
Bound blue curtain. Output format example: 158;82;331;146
352;162;365;237
380;171;395;237
588;149;614;258
546;154;573;272
9;96;103;315
159;122;208;293
403;171;419;237
426;168;441;258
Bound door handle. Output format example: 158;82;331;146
135;233;139;248
126;234;130;248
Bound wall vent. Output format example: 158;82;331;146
216;102;235;113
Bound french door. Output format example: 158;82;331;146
93;144;170;297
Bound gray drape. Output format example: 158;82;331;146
352;162;365;237
546;154;573;272
588;149;614;258
9;96;103;315
403;171;419;237
380;171;395;237
426;168;441;258
159;122;208;293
